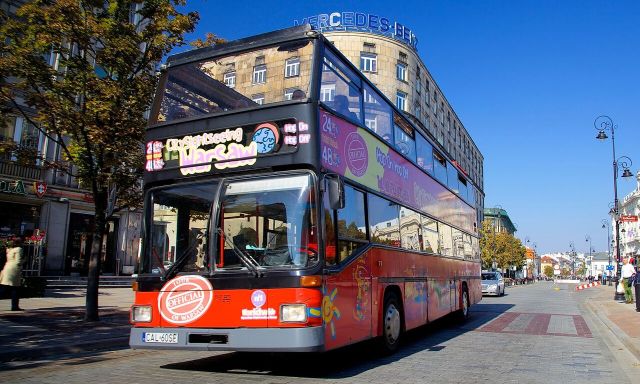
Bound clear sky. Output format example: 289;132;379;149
179;0;640;255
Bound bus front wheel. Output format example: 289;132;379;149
380;292;402;353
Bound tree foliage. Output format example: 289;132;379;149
190;32;225;48
0;0;198;320
543;265;554;278
479;219;526;272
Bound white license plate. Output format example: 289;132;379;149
143;332;178;344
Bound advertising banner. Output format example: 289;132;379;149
319;109;475;233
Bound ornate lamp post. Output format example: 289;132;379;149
585;235;592;279
594;115;634;300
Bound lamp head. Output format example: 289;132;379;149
622;168;633;178
596;131;608;140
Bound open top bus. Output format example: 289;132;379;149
130;25;481;353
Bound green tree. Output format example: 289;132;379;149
0;0;198;321
479;219;526;273
543;265;554;278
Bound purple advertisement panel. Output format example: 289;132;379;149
319;109;476;233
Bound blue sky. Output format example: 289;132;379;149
179;0;640;254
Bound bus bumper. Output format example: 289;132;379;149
130;326;324;352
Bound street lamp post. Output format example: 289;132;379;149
594;115;634;300
585;235;592;280
569;242;576;278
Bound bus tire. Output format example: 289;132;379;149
456;285;470;323
380;291;402;353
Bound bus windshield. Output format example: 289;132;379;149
154;39;314;124
146;181;219;275
217;174;318;270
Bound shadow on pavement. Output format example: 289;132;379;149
161;303;513;378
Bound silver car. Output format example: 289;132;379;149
481;271;505;296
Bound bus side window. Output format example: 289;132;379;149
333;185;367;265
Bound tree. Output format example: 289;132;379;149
543;265;554;278
479;219;526;274
0;0;199;321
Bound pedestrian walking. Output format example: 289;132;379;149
621;256;635;304
0;236;24;311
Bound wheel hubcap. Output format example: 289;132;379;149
385;304;401;343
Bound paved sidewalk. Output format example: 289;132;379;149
0;287;134;366
0;282;638;368
582;282;640;361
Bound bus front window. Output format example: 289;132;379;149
217;174;317;270
145;182;218;275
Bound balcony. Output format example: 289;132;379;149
0;160;43;180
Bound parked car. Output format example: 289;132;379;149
481;271;505;296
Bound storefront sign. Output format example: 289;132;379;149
294;11;418;51
34;181;47;198
620;215;638;222
319;109;475;233
0;179;27;196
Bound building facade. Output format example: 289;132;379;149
483;207;517;235
1;0;140;276
618;171;640;260
295;11;485;227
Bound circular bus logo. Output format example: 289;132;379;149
158;275;213;325
344;132;368;177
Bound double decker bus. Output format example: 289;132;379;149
130;25;481;353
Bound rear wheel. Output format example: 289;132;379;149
380;292;402;353
456;287;470;323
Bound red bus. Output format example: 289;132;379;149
130;25;481;353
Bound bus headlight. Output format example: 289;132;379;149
131;305;152;322
280;304;307;322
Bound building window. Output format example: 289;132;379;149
365;117;377;131
396;62;407;82
252;94;265;105
284;57;300;78
252;64;266;84
396;91;407;111
320;83;335;102
360;53;377;73
223;72;236;88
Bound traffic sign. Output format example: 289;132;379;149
620;215;638;222
606;265;614;271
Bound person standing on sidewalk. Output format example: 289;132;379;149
0;236;24;311
621;257;636;304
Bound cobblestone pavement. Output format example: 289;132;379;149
1;281;639;384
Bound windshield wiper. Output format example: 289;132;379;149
162;244;197;281
216;228;263;277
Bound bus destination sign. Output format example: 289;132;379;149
146;118;309;175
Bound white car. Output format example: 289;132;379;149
481;271;505;296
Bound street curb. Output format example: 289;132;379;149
0;336;130;364
584;300;640;362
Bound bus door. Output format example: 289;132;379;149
324;254;372;350
323;183;372;350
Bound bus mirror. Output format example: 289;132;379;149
327;176;344;210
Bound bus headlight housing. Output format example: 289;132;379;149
131;305;152;323
280;304;307;322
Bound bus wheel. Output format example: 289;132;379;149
381;292;402;353
456;287;470;323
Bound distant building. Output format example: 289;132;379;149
618;171;640;260
483;207;517;235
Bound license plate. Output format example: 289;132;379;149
143;332;178;344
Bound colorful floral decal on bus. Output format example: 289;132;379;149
322;287;341;339
353;258;370;321
159;119;300;175
319;109;475;233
